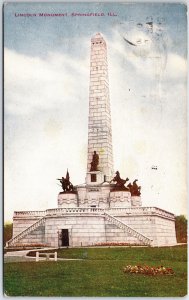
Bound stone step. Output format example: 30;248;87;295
104;212;152;246
6;217;46;247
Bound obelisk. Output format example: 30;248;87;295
86;33;114;184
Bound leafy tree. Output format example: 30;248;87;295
4;222;13;246
175;215;187;243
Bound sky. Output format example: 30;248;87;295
4;2;187;221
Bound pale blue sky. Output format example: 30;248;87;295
4;3;187;57
4;2;187;221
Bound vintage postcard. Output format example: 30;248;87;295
4;2;187;297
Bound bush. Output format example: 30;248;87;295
4;223;13;246
175;215;187;243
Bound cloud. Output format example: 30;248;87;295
108;25;187;83
106;29;187;215
163;53;187;79
108;29;187;116
4;48;90;220
4;48;89;116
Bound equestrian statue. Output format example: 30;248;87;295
111;171;130;191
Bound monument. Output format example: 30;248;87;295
87;32;113;183
6;33;177;248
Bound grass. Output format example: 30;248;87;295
4;245;187;297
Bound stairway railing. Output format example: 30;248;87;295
6;217;46;247
104;212;152;246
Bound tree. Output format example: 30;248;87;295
4;222;13;246
175;215;187;243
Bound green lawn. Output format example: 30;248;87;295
4;245;187;297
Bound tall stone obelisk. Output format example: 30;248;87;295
86;33;114;184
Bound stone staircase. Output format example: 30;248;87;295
104;212;152;246
6;217;46;247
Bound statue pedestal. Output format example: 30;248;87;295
131;196;142;207
86;171;105;185
76;183;111;208
58;192;78;208
109;191;131;208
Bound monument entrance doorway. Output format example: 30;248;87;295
61;229;69;246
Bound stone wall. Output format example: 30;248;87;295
16;225;45;245
11;207;177;247
45;215;106;247
13;216;43;237
105;223;142;244
154;216;177;246
114;215;176;246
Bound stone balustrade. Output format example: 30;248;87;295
152;207;175;219
107;207;175;219
13;206;175;220
46;207;104;215
13;211;46;217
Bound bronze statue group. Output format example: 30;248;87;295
111;171;141;196
57;151;141;196
57;170;74;193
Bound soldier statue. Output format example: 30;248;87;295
127;179;141;196
90;151;99;171
57;169;74;192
